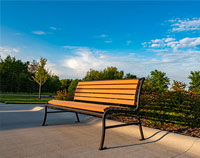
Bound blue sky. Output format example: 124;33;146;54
1;1;200;85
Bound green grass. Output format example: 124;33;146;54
0;92;56;96
0;95;53;104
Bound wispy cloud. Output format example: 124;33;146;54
169;18;200;32
99;34;108;38
62;46;87;50
104;40;112;43
144;37;200;51
50;27;57;30
32;31;46;35
0;46;20;59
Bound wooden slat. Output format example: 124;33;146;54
48;100;109;112
75;93;135;100
78;79;139;85
74;96;135;105
76;84;137;89
75;89;137;94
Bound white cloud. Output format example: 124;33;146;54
164;38;176;42
58;47;200;85
62;49;114;78
32;31;46;35
177;37;200;48
0;46;20;59
99;34;108;38
145;37;200;50
62;46;89;51
151;44;161;48
104;40;112;43
50;27;57;30
169;18;200;32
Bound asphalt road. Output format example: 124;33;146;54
0;104;199;158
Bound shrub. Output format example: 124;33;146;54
140;91;200;128
54;90;70;100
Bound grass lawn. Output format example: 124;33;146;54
0;95;53;104
0;92;56;96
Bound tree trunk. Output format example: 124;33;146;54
38;80;42;99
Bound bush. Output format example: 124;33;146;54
54;90;70;100
140;91;200;128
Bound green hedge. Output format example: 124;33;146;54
140;91;200;128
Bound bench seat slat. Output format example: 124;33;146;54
74;96;134;105
75;93;135;100
48;100;110;112
78;79;139;85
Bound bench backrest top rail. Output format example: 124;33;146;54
74;78;144;106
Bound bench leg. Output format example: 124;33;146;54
137;115;144;140
42;106;48;126
99;111;108;150
75;112;80;122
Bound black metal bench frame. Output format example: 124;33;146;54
42;78;145;150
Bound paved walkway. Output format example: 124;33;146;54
0;104;199;158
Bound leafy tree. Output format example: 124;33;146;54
43;75;61;93
0;56;31;92
83;69;102;81
102;67;124;80
188;71;200;94
124;73;137;79
83;66;125;81
32;58;49;99
60;79;72;91
142;76;152;92
144;70;170;92
68;79;80;100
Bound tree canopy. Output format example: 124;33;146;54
188;71;200;94
143;70;170;92
83;66;136;81
32;58;49;98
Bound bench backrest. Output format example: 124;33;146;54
74;78;145;107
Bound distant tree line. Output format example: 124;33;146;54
0;56;60;93
0;55;200;95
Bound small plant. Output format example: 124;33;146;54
54;90;70;100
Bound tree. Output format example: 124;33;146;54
0;55;31;92
124;73;137;79
145;70;170;92
68;79;79;100
32;58;49;99
83;66;124;81
188;71;200;94
83;69;102;81
60;79;72;91
43;75;61;93
102;67;124;80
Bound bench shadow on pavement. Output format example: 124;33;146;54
106;131;171;150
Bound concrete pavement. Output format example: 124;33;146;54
0;104;199;158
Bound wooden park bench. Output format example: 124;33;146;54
42;78;145;150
